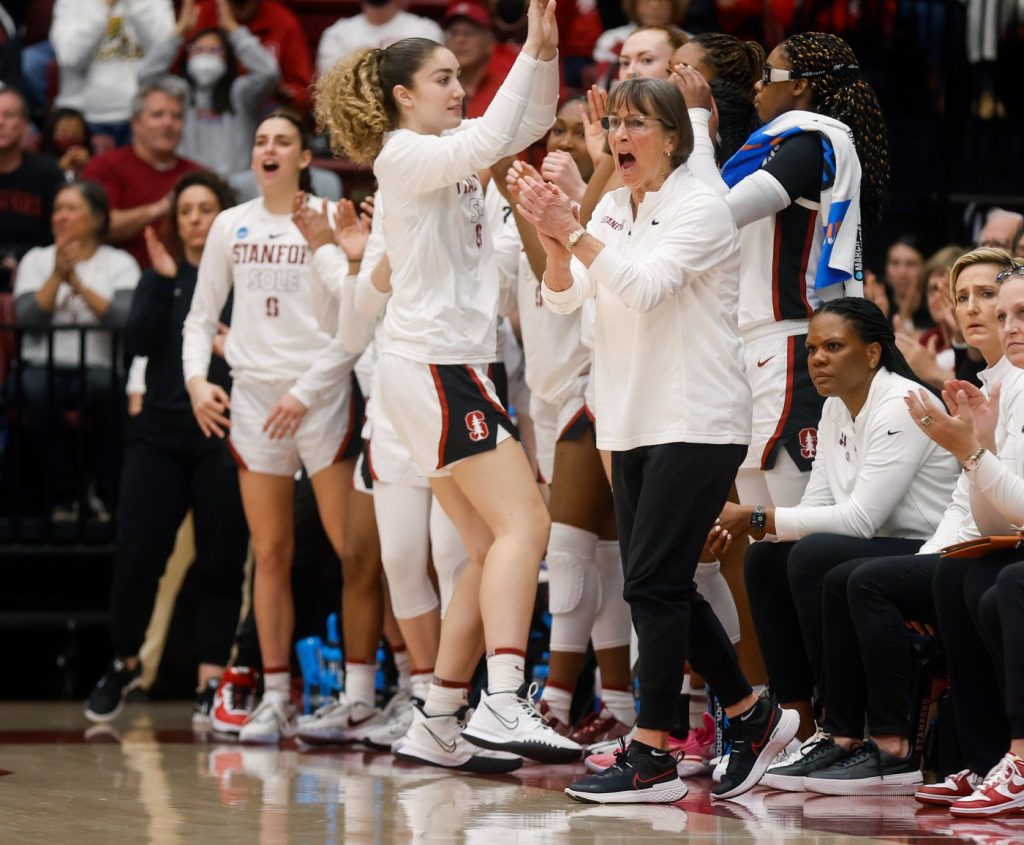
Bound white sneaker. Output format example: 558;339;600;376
364;690;416;751
462;683;583;764
297;694;385;746
239;698;297;745
394;705;523;773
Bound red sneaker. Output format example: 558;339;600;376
915;768;983;805
951;753;1024;817
538;698;572;737
568;707;633;747
211;666;258;736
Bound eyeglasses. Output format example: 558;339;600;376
600;114;669;134
188;44;226;56
760;62;860;86
996;264;1024;283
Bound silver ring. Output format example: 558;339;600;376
920;415;933;427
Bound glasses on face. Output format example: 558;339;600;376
760;62;860;86
996;264;1024;283
188;44;226;56
600;114;668;134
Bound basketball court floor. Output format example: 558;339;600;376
1;701;1019;843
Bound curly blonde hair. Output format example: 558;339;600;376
315;38;441;165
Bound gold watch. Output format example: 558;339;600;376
565;228;587;252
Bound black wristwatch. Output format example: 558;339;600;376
750;505;767;533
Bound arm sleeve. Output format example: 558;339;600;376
377;53;558;195
101;289;135;326
585;194;738;313
15;292;52;326
966;450;1024;529
126;0;176;51
12;249;53;325
96;251;140;326
50;0;108;71
135;32;180;84
229;25;281;113
542;258;594;315
182;214;233;382
918;472;975;554
288;326;358;407
126;355;148;395
775;399;939;540
686;109;728;196
123;269;176;358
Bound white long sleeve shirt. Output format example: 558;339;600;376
182;198;353;405
774;368;961;541
316;12;443;76
965;366;1024;535
373;51;559;365
51;0;174;124
918;354;1017;554
543;165;751;451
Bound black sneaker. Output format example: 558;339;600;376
711;698;800;800
565;739;688;804
192;679;218;728
760;732;847;792
84;658;142;722
803;740;924;796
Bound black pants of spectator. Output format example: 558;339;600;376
18;365;116;504
979;560;1024;738
612;442;751;730
110;414;248;668
933;554;1013;774
744;534;921;707
821;553;935;740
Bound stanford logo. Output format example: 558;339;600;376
465;411;489;442
799;428;818;460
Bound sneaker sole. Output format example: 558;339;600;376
210;715;244;736
462;727;582;764
394;746;523;774
760;772;810;792
914;791;966;806
950;794;1024;817
565;781;688;805
711;708;800;801
84;676;142;723
804;772;924;796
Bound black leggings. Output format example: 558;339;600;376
613;442;751;730
976;559;1024;740
822;553;937;739
744;534;921;706
110;423;248;667
933;554;1013;774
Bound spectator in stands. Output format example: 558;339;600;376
442;1;519;118
0;86;64;292
862;268;893;321
977;208;1024;251
554;0;604;87
1014;220;1024;258
12;180;140;519
895;245;964;389
193;0;314;113
84;170;248;727
592;0;687;76
81;77;202;270
886;236;929;331
0;3;23;92
50;0;175;147
39;107;92;182
316;0;443;76
137;0;280;179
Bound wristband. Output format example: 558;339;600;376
750;505;767;532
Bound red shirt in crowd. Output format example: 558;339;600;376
194;0;314;113
81;147;202;269
464;41;519;119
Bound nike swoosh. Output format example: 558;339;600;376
483;701;519;731
347;713;376;728
887;430;902;436
268;232;287;239
756;356;776;368
633;771;671;788
651;219;660;226
424;725;458;754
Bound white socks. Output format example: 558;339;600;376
486;651;525;693
424;682;469;717
345;662;376;708
263;670;290;704
410;671;433;703
392;647;412;692
540;684;573;725
601;687;637;727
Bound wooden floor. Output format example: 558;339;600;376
1;702;1020;844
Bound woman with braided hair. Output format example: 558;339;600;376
679;31;889;525
672;32;764;163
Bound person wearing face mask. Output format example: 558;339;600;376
316;0;443;76
136;0;280;178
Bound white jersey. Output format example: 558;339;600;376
544;165;751;451
488;181;589;407
316;11;443;76
774;368;961;541
183;197;354;405
372;51;558;365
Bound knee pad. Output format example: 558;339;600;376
429;496;469;617
547;523;599;654
374;483;439;619
591;539;632;650
695;560;740;644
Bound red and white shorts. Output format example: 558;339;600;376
376;354;519;478
530;389;594;485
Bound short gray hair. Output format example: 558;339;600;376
130;76;190;120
